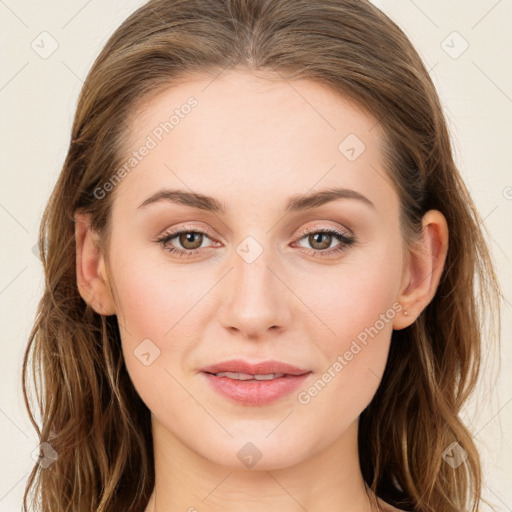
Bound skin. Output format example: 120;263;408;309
75;69;448;512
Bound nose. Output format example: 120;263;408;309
217;247;291;339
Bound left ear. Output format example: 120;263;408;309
393;209;449;330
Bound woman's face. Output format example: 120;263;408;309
104;69;409;469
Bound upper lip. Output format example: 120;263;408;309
201;359;311;376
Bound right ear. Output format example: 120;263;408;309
74;212;116;316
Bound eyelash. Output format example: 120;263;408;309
156;226;355;259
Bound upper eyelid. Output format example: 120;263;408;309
157;224;217;241
157;223;353;244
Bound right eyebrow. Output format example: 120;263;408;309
137;189;227;213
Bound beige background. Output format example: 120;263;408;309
0;0;510;510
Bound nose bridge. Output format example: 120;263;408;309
219;233;289;336
234;244;273;296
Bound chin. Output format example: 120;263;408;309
198;434;311;471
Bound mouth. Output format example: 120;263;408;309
200;359;312;406
205;371;292;380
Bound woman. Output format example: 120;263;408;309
22;0;501;511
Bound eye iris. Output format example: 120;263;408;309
309;232;332;250
180;232;202;250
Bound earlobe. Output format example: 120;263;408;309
74;212;116;316
393;210;449;330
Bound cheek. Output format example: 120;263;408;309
300;242;402;345
295;245;402;408
108;248;225;409
110;251;204;340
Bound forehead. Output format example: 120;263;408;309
126;68;383;154
114;69;395;215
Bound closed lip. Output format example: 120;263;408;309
200;359;311;376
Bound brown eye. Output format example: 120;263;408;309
178;232;203;250
294;227;355;258
156;227;217;258
308;232;333;250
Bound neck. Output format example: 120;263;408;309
146;418;380;512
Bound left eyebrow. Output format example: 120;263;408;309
285;187;375;213
136;186;375;214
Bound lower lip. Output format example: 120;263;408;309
202;372;312;406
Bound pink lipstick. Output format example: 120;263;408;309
200;359;312;406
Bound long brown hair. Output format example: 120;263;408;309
22;0;501;510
